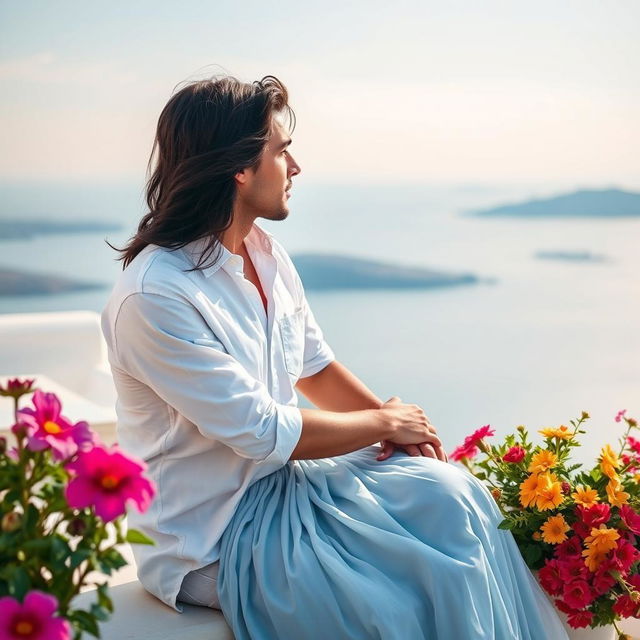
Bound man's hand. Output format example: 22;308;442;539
376;397;448;463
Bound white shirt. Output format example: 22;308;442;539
100;223;335;611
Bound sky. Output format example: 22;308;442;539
1;0;639;190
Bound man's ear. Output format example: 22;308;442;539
234;168;249;186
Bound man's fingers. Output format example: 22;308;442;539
405;444;421;457
418;443;437;459
376;440;394;461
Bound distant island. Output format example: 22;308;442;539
0;219;122;241
465;188;640;218
0;268;105;296
291;254;481;290
534;250;609;263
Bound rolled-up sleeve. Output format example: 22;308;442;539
113;292;302;465
300;295;335;378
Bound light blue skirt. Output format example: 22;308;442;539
218;446;569;640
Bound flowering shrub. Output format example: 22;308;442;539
0;378;156;639
450;411;640;635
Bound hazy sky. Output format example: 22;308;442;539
1;1;639;189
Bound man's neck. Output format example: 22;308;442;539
220;215;255;255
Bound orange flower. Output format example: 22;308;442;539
519;473;540;508
582;546;608;572
535;473;564;511
528;450;557;474
538;425;573;440
584;525;619;554
606;478;630;507
540;514;570;544
571;485;600;507
600;444;620;480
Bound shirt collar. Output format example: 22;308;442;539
183;223;274;278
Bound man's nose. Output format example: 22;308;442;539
288;155;301;177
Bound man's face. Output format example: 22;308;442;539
236;118;301;221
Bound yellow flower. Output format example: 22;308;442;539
606;478;630;507
528;450;557;474
540;514;570;544
633;473;640;484
535;473;564;511
571;485;600;507
519;473;540;508
582;546;607;572
538;425;573;440
600;444;620;480
584;525;620;554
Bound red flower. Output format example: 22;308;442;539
613;594;640;618
557;558;589;583
502;446;525;463
572;521;591;539
577;503;611;529
538;560;563;596
622;453;640;472
620;505;640;535
566;610;593;629
555;536;583;560
0;378;36;400
612;538;640;573
562;580;595;610
553;599;575;615
592;565;617;596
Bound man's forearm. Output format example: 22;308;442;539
295;360;383;411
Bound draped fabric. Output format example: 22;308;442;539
218;446;569;640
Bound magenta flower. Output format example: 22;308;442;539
17;390;94;460
502;446;526;463
0;378;36;400
450;442;479;462
464;424;495;447
619;504;640;535
0;591;70;640
615;409;627;423
627;435;640;455
65;445;155;522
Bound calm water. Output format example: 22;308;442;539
1;182;638;465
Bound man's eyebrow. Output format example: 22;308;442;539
279;139;292;149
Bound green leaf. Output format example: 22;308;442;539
7;566;30;600
69;609;101;638
125;528;155;545
90;602;110;622
69;549;93;569
497;518;514;530
96;582;114;613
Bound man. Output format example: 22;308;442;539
102;74;444;611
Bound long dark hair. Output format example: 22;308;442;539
112;75;295;270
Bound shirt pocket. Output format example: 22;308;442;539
278;307;305;378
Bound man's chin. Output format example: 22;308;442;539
261;208;289;222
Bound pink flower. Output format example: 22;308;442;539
616;409;627;423
562;580;595;610
627;436;640;455
619;504;640;535
464;424;495;446
0;591;70;640
566;610;593;629
450;442;479;462
592;564;617;596
17;391;94;460
502;446;525;463
538;559;563;596
65;445;155;522
622;453;640;472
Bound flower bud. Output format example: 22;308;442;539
581;411;590;420
630;589;640;603
561;482;571;495
1;511;22;532
629;418;638;428
0;436;6;455
516;425;526;433
67;517;87;537
532;532;542;541
491;488;502;501
10;422;28;440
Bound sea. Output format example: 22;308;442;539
1;181;638;466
